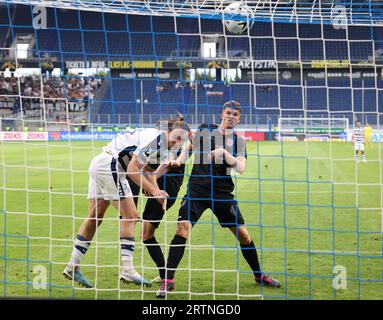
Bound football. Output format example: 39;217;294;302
224;2;254;35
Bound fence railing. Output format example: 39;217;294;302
90;113;360;128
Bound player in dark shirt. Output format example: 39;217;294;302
156;101;281;298
138;115;192;284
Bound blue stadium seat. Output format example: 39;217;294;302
107;32;130;55
176;17;199;34
227;37;249;57
274;22;297;38
300;40;324;60
251;38;275;59
299;24;322;39
130;33;154;57
155;34;178;57
0;4;10;25
350;41;373;60
201;18;223;34
179;35;201;56
0;26;12;48
250;22;272;37
128;14;151;32
306;88;328;111
83;31;107;54
349;26;373;40
80;11;104;30
153;16;175;33
57;8;80;29
104;12;128;31
325;41;349;59
276;39;299;60
60;30;83;53
36;29;59;52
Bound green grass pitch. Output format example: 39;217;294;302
0;140;382;300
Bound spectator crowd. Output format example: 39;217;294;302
0;75;102;101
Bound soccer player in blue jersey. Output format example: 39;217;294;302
156;101;281;298
63;116;190;288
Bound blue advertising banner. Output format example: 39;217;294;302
49;131;117;141
372;133;383;142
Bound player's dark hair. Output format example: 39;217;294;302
157;112;190;132
223;100;241;113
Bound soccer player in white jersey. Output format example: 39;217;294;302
352;121;366;163
63;116;190;288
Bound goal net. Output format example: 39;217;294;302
0;1;382;300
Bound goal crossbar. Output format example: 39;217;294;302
2;0;383;26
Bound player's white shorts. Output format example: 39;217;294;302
88;152;132;201
354;142;365;151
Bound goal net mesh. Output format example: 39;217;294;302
0;0;382;300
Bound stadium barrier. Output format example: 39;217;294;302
0;130;269;141
2;130;381;142
0;131;48;141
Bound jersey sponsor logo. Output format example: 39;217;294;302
144;147;151;157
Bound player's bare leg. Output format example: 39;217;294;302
63;199;110;288
79;199;110;239
113;198;152;287
142;221;156;240
229;226;281;288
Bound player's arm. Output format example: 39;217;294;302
210;135;247;174
155;139;193;179
142;163;161;192
210;148;246;175
128;133;163;193
223;152;246;175
168;139;193;168
127;155;168;202
153;163;169;179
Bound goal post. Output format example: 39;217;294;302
278;117;350;142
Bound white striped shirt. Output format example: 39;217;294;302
103;128;166;169
353;127;365;143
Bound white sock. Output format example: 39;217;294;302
68;235;91;272
121;237;135;273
